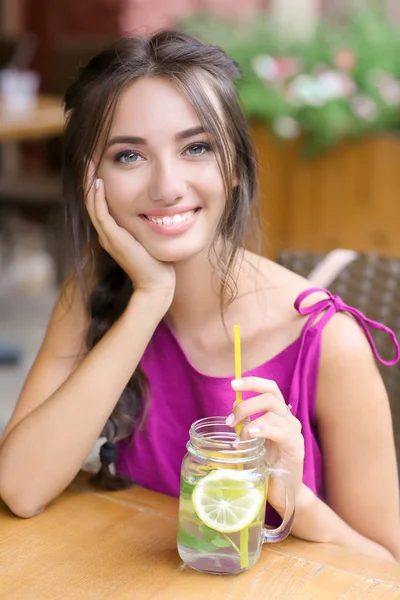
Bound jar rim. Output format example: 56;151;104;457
188;416;265;462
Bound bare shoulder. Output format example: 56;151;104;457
259;254;380;366
244;252;387;369
247;252;309;289
320;310;378;371
315;302;399;557
316;309;389;427
244;251;324;321
262;258;380;362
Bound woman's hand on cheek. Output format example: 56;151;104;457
226;377;305;512
85;161;176;303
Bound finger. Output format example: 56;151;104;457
231;377;285;403
91;177;121;251
242;412;302;449
93;180;145;262
226;393;287;428
93;178;111;230
87;181;108;246
242;411;291;439
231;416;250;443
247;423;288;445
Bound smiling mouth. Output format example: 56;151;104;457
141;208;200;227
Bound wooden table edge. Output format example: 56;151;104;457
68;474;400;586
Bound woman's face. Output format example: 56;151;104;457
97;76;232;263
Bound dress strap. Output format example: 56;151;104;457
294;287;400;367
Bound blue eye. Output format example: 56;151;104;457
185;143;211;156
114;150;142;164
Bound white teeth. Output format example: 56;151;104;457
146;210;195;226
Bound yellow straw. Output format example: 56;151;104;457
233;325;249;569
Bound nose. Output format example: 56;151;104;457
148;159;187;205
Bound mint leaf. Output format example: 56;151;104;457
210;535;232;548
180;478;195;500
198;524;232;548
178;524;217;552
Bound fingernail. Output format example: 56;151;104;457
225;414;235;426
248;427;261;434
95;178;100;190
231;379;244;388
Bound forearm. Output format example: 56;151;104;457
0;290;166;516
282;484;397;562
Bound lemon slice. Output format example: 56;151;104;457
192;469;265;533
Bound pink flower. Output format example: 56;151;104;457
334;49;357;72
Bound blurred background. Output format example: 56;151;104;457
1;1;400;465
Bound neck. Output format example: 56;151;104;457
166;243;241;333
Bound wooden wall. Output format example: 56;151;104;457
252;125;400;259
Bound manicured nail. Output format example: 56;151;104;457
248;427;261;434
231;379;244;388
95;178;100;190
225;414;235;426
233;436;241;448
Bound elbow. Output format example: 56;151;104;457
381;549;399;563
389;545;400;563
0;488;45;518
380;533;400;563
10;502;44;519
0;473;45;519
0;491;45;519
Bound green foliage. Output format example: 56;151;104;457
181;3;400;155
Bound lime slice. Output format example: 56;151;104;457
192;469;265;533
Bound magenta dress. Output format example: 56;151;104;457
117;288;399;508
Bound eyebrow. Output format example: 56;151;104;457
106;126;207;148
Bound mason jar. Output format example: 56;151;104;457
177;416;295;575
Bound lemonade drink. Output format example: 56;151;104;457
177;416;294;575
177;469;267;575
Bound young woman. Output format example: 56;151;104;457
0;30;399;562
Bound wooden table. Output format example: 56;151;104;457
0;95;64;143
0;94;64;179
0;94;64;363
1;474;399;599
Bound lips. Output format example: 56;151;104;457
140;207;200;235
144;209;196;226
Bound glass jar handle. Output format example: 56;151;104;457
261;467;295;543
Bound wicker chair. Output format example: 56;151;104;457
277;249;400;483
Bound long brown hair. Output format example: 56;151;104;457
62;29;259;489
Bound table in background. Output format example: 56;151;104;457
1;473;399;599
0;94;64;176
0;95;64;364
0;95;64;143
